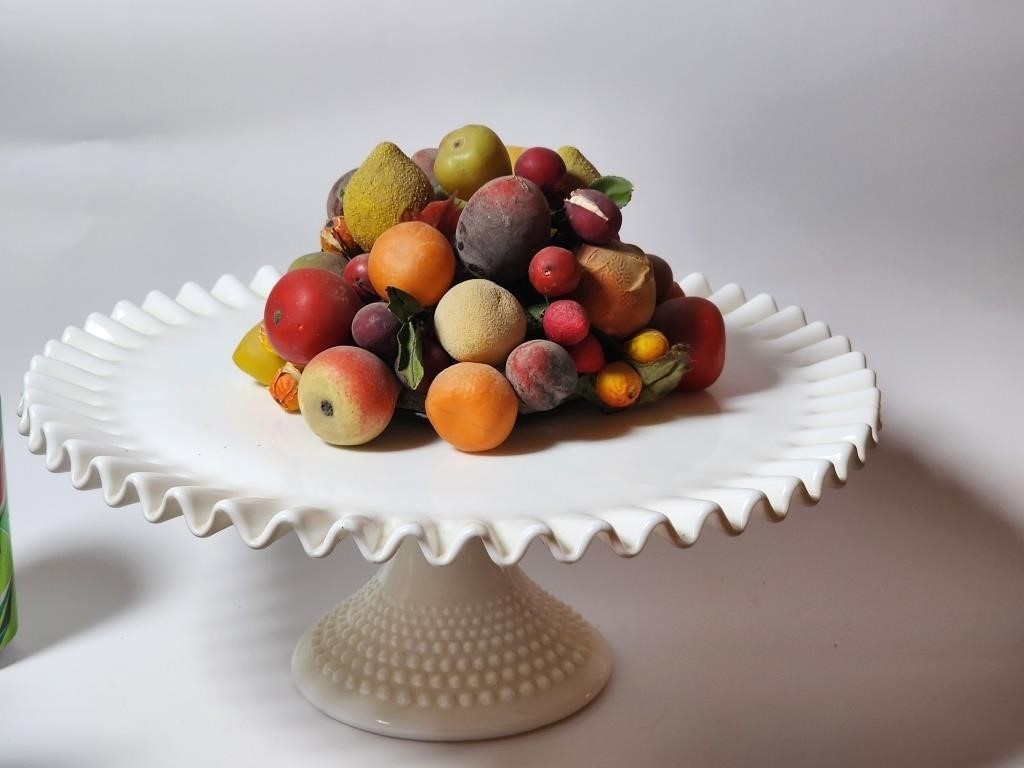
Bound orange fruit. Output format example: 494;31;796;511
425;363;519;452
624;328;670;364
368;221;455;307
594;361;643;408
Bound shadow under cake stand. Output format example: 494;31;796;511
18;267;880;740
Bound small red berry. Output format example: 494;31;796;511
543;299;590;346
565;333;605;374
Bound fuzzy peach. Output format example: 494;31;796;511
505;340;578;412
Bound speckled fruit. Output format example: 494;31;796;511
342;254;377;303
455;176;551;285
647;254;674;303
542;299;590;346
351;302;401;363
344;142;434;251
505;340;578;412
514;147;566;200
571;241;656;338
528;246;581;297
565;188;622;245
263;269;361;365
565;333;605;374
433;279;527;365
557;146;601;191
298;346;399;446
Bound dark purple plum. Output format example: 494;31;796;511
564;188;621;245
351;302;401;362
342;254;377;303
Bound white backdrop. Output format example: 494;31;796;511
2;2;1023;766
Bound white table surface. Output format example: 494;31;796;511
2;2;1023;766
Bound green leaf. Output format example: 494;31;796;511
386;287;425;324
589;175;634;208
524;301;547;339
635;344;689;405
396;387;427;415
574;373;602;407
395;321;425;391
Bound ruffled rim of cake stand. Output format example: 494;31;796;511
18;266;880;565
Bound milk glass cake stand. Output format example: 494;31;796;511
18;266;879;741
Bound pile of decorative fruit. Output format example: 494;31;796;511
232;124;726;452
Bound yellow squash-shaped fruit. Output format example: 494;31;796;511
232;322;286;386
557;146;601;191
343;142;434;251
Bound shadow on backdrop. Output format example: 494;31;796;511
0;542;144;669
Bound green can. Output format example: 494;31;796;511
1;406;17;650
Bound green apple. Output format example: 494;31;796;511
434;124;512;199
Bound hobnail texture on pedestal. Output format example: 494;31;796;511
292;538;612;740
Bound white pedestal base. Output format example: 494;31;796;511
291;539;612;741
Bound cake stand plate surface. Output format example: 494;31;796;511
18;267;879;740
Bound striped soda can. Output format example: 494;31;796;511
1;401;17;649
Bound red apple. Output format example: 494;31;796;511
263;269;361;365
